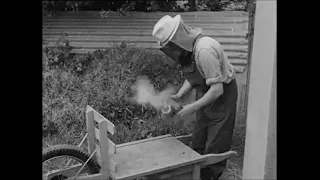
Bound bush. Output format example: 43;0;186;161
222;0;246;11
43;1;182;13
42;36;193;144
42;0;247;14
196;0;247;11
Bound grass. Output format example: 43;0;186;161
42;42;246;180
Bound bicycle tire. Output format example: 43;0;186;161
43;144;100;179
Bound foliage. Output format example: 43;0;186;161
43;34;97;76
196;0;246;11
245;0;256;40
42;0;247;15
42;1;93;11
42;36;190;141
222;0;247;11
43;1;93;16
117;1;137;16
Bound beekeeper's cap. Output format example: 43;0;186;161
152;14;202;52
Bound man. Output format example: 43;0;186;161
152;15;238;180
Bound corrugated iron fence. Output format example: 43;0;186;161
43;11;249;126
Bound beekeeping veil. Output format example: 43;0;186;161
152;14;203;58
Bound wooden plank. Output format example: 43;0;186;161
86;105;116;135
172;171;193;180
46;164;84;179
95;127;116;154
110;136;205;180
96;146;117;173
155;165;193;179
116;134;172;148
85;108;96;157
65;173;103;180
242;1;277;179
235;76;248;126
99;120;110;178
200;151;238;167
148;150;236;180
192;164;201;180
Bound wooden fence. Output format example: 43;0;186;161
43;11;249;126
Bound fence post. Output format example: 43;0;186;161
243;0;255;125
242;0;276;179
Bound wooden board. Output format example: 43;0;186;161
149;164;194;180
94;127;116;154
109;135;205;180
96;146;117;173
87;105;116;135
145;151;237;179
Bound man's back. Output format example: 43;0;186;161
193;36;236;84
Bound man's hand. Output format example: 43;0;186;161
170;93;182;100
172;79;193;101
177;104;196;117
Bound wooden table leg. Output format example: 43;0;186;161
192;164;200;180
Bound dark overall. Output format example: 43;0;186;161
183;47;238;180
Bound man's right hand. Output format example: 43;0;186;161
170;79;192;102
170;93;182;100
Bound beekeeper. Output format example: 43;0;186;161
152;15;238;180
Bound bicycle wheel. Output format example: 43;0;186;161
43;144;100;180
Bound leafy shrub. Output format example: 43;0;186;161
196;0;247;11
43;34;97;76
43;1;93;16
42;37;192;143
42;1;93;11
222;0;246;11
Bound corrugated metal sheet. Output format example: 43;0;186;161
43;11;249;125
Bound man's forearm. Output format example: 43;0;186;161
177;79;193;97
192;83;223;111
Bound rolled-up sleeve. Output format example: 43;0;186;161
197;48;223;86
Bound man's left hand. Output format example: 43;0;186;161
177;104;197;117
